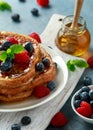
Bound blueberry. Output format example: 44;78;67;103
82;76;92;86
42;58;50;67
90;100;93;107
19;0;26;2
74;100;81;108
74;92;81;100
89;90;93;100
2;40;12;50
21;116;31;126
80;91;90;102
24;42;34;54
11;14;20;22
81;86;90;92
11;124;21;130
47;81;56;91
0;61;12;72
35;62;45;72
31;8;39;16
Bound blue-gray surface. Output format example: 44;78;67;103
0;0;93;130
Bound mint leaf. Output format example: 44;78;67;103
6;48;14;59
10;44;24;54
67;59;89;72
0;0;12;11
72;59;89;68
0;51;7;61
67;60;75;71
0;44;24;62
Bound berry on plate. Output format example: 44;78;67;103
2;40;12;50
47;80;56;91
33;85;50;98
14;50;30;64
42;58;50;68
35;62;45;72
0;60;13;72
50;112;68;127
28;32;41;43
24;42;34;54
6;37;18;44
37;0;49;7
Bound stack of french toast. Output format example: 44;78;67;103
0;31;56;102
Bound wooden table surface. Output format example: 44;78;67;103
0;0;93;130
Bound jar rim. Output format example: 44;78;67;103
62;15;86;31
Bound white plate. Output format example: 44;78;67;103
0;45;68;112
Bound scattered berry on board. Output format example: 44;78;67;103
50;112;68;127
21;116;31;126
31;8;39;16
11;13;20;22
11;116;31;129
11;123;21;130
37;0;49;7
19;0;26;2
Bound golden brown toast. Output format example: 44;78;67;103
0;31;56;102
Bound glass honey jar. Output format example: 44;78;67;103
55;15;91;56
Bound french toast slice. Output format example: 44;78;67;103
0;31;56;102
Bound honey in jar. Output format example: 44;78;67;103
55;15;91;56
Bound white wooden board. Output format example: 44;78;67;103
0;14;85;130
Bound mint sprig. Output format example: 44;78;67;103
0;44;24;61
67;59;89;72
0;0;12;11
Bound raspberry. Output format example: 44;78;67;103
87;56;93;68
6;37;18;44
33;86;50;98
76;101;93;117
50;112;68;127
14;50;30;64
37;0;49;7
28;32;41;43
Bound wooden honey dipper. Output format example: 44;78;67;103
71;0;84;29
